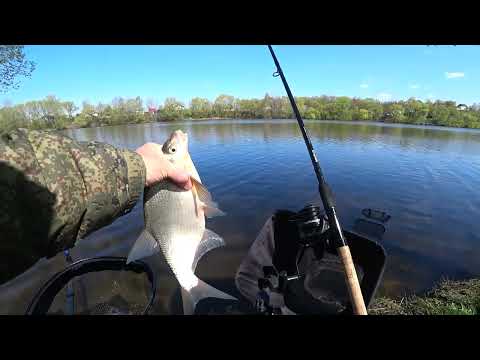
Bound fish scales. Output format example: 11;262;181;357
145;180;204;289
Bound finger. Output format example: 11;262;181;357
168;168;192;190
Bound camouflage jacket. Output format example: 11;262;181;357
0;129;146;284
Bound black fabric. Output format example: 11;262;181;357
344;231;387;309
271;210;302;276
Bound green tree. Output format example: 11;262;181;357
213;94;235;118
235;99;257;118
383;103;406;123
158;97;184;121
364;99;384;121
0;105;27;133
295;97;307;117
262;93;274;119
404;98;429;124
304;107;319;120
279;97;293;118
357;108;370;120
190;97;212;118
336;97;353;120
75;101;98;127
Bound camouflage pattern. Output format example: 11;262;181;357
0;128;145;284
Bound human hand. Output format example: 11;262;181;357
135;143;192;190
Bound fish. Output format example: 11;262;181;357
126;129;236;314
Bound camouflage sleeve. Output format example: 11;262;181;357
0;128;145;283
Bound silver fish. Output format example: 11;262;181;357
127;130;236;314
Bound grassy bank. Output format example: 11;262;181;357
369;278;480;315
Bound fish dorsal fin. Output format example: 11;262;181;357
190;177;226;218
192;229;226;272
126;229;159;264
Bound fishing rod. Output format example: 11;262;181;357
267;45;368;315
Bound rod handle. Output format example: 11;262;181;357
337;245;368;315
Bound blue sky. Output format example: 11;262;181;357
1;45;479;108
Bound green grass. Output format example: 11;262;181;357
369;278;480;315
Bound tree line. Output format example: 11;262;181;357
1;94;480;133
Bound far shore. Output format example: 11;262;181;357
55;117;480;134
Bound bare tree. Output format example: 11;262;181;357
146;98;158;110
0;46;36;93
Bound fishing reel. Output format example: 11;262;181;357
289;204;334;270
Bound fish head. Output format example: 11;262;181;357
162;129;202;184
162;129;189;166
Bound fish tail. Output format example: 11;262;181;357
181;288;195;315
182;277;237;315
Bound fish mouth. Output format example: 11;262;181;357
166;129;186;140
172;129;188;142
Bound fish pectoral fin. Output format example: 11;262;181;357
190;177;226;218
199;194;226;219
190;176;212;202
202;203;226;218
126;229;159;264
192;228;226;272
